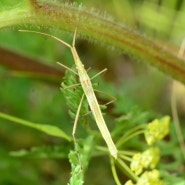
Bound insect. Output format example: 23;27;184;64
19;28;118;159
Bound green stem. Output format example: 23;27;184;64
116;125;145;147
116;158;138;182
0;0;185;84
110;157;122;185
117;130;145;147
119;154;132;162
118;150;136;156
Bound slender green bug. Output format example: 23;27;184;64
19;28;118;159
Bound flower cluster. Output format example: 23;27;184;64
123;116;170;185
144;116;170;145
125;169;163;185
130;147;160;175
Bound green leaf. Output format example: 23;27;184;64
0;112;71;141
161;171;185;185
68;136;94;185
68;150;84;185
9;145;69;158
61;66;89;122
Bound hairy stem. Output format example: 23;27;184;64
0;0;185;84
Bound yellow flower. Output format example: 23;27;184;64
145;116;170;145
124;180;135;185
137;169;164;185
130;153;143;175
130;147;160;175
141;147;160;169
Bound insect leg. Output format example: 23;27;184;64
72;93;85;170
63;83;81;89
72;93;85;142
57;61;82;89
80;88;116;117
94;89;116;105
90;68;107;81
57;62;77;75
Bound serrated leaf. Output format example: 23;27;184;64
68;135;94;185
61;67;89;123
68;150;84;185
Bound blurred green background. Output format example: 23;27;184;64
0;0;185;184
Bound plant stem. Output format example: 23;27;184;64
0;0;185;84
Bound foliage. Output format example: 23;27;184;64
0;0;185;185
68;136;94;185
